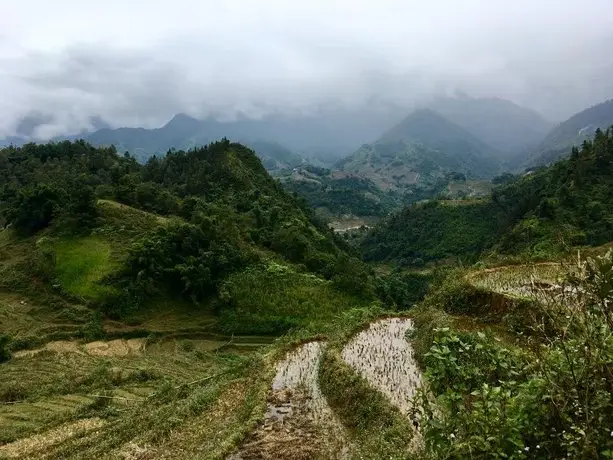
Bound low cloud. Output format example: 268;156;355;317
1;0;613;138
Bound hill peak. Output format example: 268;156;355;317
424;95;552;155
162;113;203;130
377;108;493;152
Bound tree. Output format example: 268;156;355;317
8;184;61;234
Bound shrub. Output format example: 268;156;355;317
82;312;106;341
114;222;254;309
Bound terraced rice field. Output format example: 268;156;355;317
231;341;349;460
0;418;106;459
468;262;566;299
0;334;271;452
341;318;422;416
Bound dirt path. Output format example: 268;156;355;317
341;318;422;416
230;341;349;460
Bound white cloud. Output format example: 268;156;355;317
1;0;613;137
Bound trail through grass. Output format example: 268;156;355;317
231;341;350;460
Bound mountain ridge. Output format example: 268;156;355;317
336;108;501;194
425;95;552;154
526;98;613;166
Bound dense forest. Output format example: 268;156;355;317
362;127;613;265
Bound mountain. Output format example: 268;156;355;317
362;127;613;265
81;107;407;166
86;114;302;170
425;95;552;155
528;99;613;166
378;108;499;158
243;140;303;170
1;97;551;169
336;109;501;193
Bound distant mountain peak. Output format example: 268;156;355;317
163;113;202;130
377;108;494;153
337;107;501;193
423;95;552;155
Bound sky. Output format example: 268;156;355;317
1;0;613;138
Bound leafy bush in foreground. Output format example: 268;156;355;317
417;251;613;459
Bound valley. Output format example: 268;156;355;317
3;1;613;457
0;104;612;459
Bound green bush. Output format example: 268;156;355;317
374;271;433;309
115;222;254;309
82;312;106;341
7;184;61;234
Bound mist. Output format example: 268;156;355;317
1;0;613;138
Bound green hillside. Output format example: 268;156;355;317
0;140;373;331
278;165;398;218
362;128;613;265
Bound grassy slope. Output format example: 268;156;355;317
52;237;114;300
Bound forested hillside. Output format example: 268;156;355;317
0;139;377;333
362;127;613;264
278;165;398;218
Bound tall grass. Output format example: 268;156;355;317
52;237;116;301
217;263;369;335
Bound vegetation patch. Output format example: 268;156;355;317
217;263;368;335
51;237;116;301
412;251;613;459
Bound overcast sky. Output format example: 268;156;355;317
2;0;613;138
